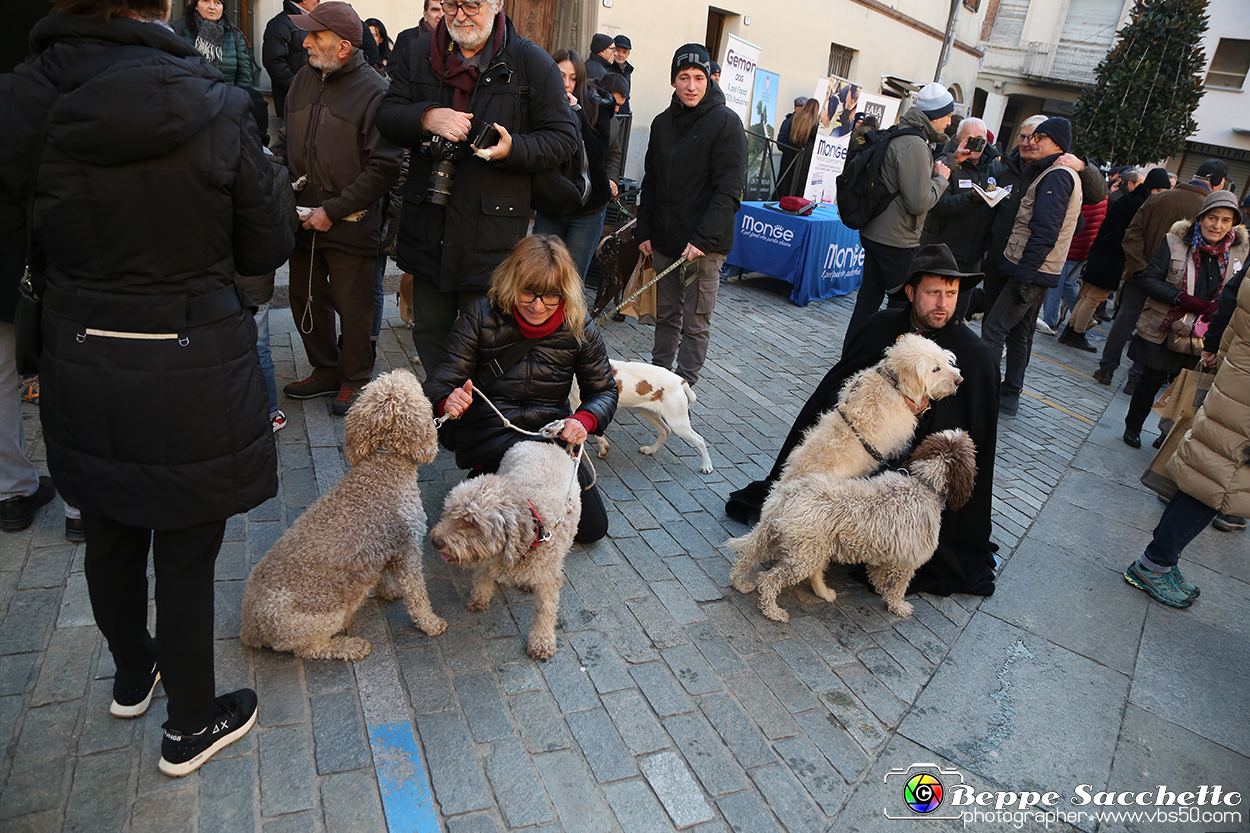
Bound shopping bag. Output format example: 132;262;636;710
398;273;415;327
1150;368;1215;422
618;254;657;324
1140;415;1193;501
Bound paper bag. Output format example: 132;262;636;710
1150;368;1214;422
618;254;657;324
399;272;415;327
1140;415;1193;501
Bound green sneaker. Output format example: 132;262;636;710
1124;560;1192;608
1168;566;1200;598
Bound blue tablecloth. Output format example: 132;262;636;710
725;201;864;307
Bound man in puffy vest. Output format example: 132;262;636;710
980;117;1083;417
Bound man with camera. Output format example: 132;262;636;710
375;0;579;372
279;1;403;415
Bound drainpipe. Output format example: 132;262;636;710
935;0;961;83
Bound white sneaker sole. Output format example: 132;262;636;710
110;672;161;718
159;706;258;777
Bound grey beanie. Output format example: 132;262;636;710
1195;189;1245;228
915;82;954;119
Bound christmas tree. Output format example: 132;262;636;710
1071;0;1209;166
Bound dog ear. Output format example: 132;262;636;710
890;337;936;406
944;434;978;511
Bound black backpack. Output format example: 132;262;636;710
835;125;923;230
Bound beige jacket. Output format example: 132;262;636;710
1136;220;1249;347
1167;274;1250;516
1003;161;1082;277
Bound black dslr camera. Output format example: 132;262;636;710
422;122;500;206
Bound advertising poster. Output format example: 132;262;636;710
720;34;761;128
803;82;901;204
745;69;780;200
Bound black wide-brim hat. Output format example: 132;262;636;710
887;243;983;295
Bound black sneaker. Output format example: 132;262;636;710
110;663;160;718
159;688;258;777
1093;366;1114;386
65;516;85;542
0;476;56;532
1212;513;1246;532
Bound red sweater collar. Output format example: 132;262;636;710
513;304;565;339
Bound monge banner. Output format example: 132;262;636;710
803;83;900;204
721;34;761;127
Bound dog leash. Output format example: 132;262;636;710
594;255;689;325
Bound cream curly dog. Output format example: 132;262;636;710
729;429;977;620
430;441;582;660
241;369;447;661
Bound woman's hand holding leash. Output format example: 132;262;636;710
443;380;473;418
560;417;588;446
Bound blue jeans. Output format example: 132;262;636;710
533;207;607;279
254;304;277;416
372;254;388;339
1043;260;1083;329
1142;490;1217;569
0;323;39;500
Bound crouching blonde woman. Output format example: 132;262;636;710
425;235;619;542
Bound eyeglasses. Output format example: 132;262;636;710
519;289;563;307
440;0;485;15
1017;132;1036;143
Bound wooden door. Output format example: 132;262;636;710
505;0;559;52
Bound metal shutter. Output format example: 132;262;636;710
989;0;1030;45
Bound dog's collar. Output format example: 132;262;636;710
373;448;419;463
527;501;553;550
836;405;888;465
876;367;930;416
896;467;946;500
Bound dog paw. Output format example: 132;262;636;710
760;605;790;623
526;635;557;660
731;580;756;594
467;597;491;612
516;583;534;594
699;462;714;474
638;445;658;456
420;616;448;637
813;586;837;602
887;600;914;618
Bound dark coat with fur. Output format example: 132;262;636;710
727;307;1000;596
425;296;618;470
1;13;292;528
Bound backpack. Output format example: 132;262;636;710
834;125;924;230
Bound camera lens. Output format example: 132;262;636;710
429;159;455;206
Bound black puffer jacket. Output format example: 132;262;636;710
1;13;293;529
425;297;618;470
261;0;308;116
1083;184;1150;290
375;17;579;292
637;84;747;258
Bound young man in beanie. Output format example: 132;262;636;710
608;34;633;114
727;244;1001;598
279;1;403;415
636;43;747;386
843;82;952;351
980;116;1083;416
586;33;615;81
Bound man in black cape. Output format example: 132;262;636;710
726;244;1000;597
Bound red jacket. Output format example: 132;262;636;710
1066;198;1106;262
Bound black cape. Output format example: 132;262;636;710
726;307;1000;596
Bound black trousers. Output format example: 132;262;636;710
844;238;916;352
83;514;226;732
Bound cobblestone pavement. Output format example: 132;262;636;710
1;276;1246;832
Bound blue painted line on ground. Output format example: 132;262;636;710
369;722;442;833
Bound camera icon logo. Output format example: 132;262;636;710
883;763;964;820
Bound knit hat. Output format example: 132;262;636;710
1031;117;1072;153
793;96;809;108
590;33;614;55
613;34;631;50
710;60;721;76
671;43;711;82
915;82;954;120
1141;167;1172;192
290;0;363;47
1195;189;1245;228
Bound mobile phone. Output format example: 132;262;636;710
474;122;501;149
966;136;986;151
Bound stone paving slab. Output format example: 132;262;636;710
0;283;1246;832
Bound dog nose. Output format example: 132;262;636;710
955;375;964;386
430;534;443;550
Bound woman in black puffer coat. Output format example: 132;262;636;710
426;235;618;542
1;3;292;775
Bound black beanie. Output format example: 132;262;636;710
1034;117;1073;153
590;33;614;55
1141;167;1172;192
671;43;711;83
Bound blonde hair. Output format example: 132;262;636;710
488;235;588;342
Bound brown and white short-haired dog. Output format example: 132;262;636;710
728;429;977;620
573;360;714;474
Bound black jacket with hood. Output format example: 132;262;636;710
262;0;309;116
375;16;579;292
637;84;747;258
424;296;618;470
0;13;293;529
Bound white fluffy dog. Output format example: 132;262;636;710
241;370;447;661
728;429;977;620
429;441;582;660
573;360;714;474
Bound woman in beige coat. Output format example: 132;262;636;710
1124;260;1250;608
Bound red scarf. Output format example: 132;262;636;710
1158;226;1234;334
429;6;507;111
513;304;565;339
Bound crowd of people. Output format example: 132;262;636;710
1;0;1246;784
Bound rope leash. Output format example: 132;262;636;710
594;255;688;325
300;231;316;335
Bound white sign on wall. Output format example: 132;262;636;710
803;78;901;204
721;34;761;127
